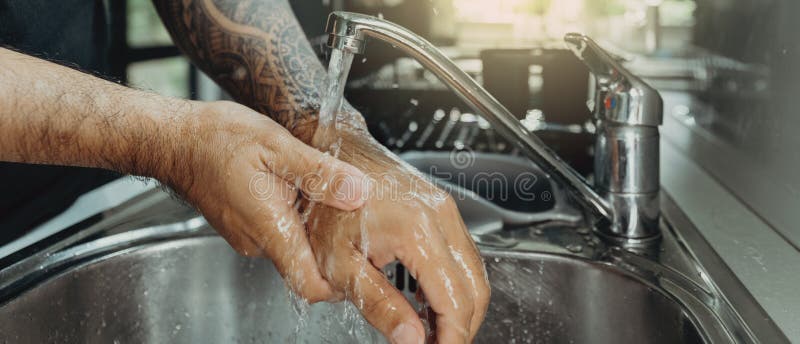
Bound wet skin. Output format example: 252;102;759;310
308;122;490;343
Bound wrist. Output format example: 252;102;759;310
132;97;197;188
312;119;396;175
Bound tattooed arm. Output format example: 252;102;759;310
153;1;491;342
152;0;329;143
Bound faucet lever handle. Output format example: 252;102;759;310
564;33;662;127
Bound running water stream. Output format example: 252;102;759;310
318;48;355;133
289;48;383;343
292;45;471;342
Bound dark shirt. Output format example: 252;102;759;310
0;0;118;243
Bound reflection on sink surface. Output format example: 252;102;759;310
481;253;700;343
0;233;701;344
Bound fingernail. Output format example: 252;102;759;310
392;322;423;344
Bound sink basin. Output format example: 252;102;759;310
479;252;701;343
0;229;702;343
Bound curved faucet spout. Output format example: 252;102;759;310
325;11;614;221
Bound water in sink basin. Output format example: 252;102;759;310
0;235;703;343
481;255;702;343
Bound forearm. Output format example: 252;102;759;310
0;48;189;180
153;0;331;143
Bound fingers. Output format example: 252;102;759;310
264;131;367;211
252;174;337;303
339;251;425;344
399;224;474;344
445;217;491;341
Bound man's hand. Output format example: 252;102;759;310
162;100;369;302
306;123;491;343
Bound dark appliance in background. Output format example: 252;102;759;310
480;49;594;174
480;49;591;124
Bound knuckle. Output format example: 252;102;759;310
300;285;330;304
220;232;261;257
304;294;326;304
454;280;475;316
369;252;396;270
361;295;395;320
264;128;292;153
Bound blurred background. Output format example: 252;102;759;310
117;0;798;247
125;0;699;98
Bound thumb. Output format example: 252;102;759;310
267;132;367;211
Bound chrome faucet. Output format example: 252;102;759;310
325;12;663;240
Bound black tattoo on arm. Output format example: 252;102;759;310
153;0;328;142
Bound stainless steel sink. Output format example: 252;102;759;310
0;227;699;344
0;155;787;343
478;252;700;343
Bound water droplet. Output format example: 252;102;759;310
409;98;419;106
566;244;583;253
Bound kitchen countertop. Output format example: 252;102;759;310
661;109;800;340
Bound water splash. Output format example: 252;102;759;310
287;49;356;343
294;46;381;342
288;289;311;342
